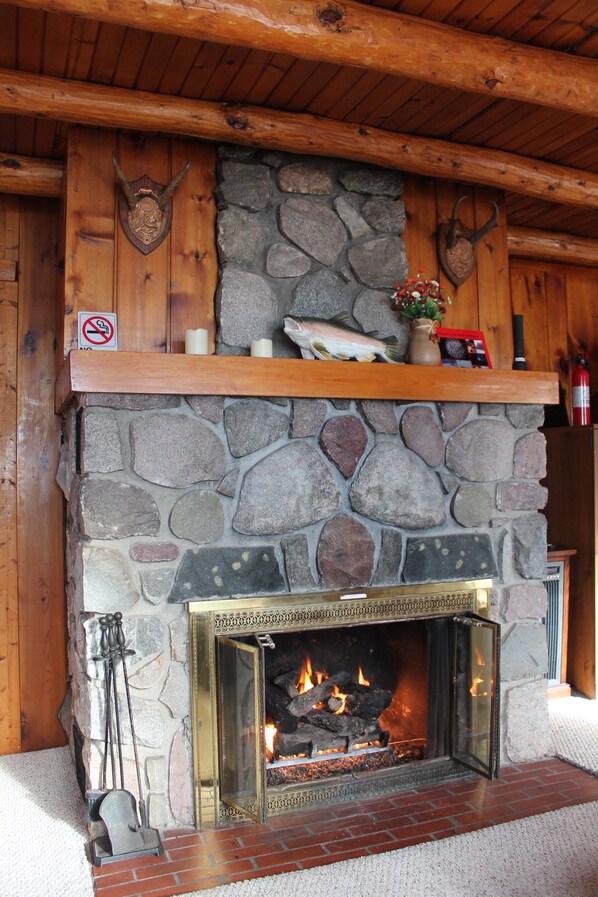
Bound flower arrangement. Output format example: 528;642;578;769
390;272;451;323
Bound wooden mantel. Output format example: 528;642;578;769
55;351;559;414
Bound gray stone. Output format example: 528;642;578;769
217;144;256;161
233;443;341;535
503;582;547;622
131;413;226;487
506;404;545;429
120;695;165;748
79;479;160;539
216;161;271;210
290;399;327;438
278;162;333;194
452;484;495;527
169;616;189;663
224;399;288;456
317;514;375;590
514;432;547;479
82;547;140;613
436;402;473;432
503;679;550;763
333;194;372;239
496;481;548;511
160;663;190;719
122;615;164;662
217;267;279;348
185;395;225;423
80;394;180;410
357;400;398;434
279;196;347;266
148;793;168;829
479;403;505;417
81;410;123;473
217;469;240;498
403;534;497;583
140;569;175;605
331;399;352;410
128;654;167;690
446;419;514;481
438;470;460;494
400;406;444;467
501;622;548;680
146;756;167;792
373;529;402;586
281;534;317;592
350;443;446;529
130;543;179;563
266;243;311;278
512;514;548;579
217;207;266;264
169;723;194;826
362;197;405;233
290;268;352;319
339;168;403;197
169;545;285;601
261;151;285;168
319;415;368;478
169;490;225;544
348;236;407;289
352;288;409;356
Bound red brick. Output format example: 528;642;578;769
253;845;328;868
95;872;178;897
226;863;302;883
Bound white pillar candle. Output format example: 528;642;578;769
185;328;209;355
250;338;273;357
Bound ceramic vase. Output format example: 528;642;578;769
407;318;441;365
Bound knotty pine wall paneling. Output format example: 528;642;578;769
0;193;66;754
63;127;217;357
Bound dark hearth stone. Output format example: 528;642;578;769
373;529;402;585
402;533;497;583
169;546;286;602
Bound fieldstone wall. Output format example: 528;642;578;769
214;146;410;357
60;392;551;830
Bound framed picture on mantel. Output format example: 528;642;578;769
436;327;492;369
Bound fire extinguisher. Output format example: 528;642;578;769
572;354;591;426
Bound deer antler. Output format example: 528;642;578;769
446;196;469;248
112;152;137;209
158;160;191;209
469;201;500;245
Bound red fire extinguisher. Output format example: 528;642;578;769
572;354;591;426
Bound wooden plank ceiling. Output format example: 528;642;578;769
0;0;597;237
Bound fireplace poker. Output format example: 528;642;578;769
87;615;118;819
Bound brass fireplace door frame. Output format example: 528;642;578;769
188;579;495;829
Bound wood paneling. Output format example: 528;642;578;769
63;127;217;356
0;192;66;754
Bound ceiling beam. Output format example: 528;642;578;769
0;152;63;197
508;227;598;267
1;69;597;209
6;0;598;118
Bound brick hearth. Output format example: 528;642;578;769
92;758;598;897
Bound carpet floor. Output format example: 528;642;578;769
1;697;597;897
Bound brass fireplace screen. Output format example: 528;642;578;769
188;579;498;828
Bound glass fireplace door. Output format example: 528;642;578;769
217;636;266;823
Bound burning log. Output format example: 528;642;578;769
273;670;300;698
285;671;352;718
265;682;298;733
275;723;348;757
344;685;392;719
305;711;382;740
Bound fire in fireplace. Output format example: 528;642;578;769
189;579;499;827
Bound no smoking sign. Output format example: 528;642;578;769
78;312;118;351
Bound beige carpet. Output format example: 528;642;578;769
0;698;596;897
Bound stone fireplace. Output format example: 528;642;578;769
58;146;551;832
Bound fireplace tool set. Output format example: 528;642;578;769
88;612;162;866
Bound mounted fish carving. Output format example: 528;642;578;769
112;152;190;255
436;196;500;287
283;313;402;363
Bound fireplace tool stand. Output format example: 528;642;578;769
89;612;163;867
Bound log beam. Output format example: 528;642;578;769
0;69;597;209
0;152;63;197
6;0;598;118
507;227;598;267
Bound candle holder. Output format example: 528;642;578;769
185;329;209;355
250;339;273;358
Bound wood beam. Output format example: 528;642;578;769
0;153;63;197
508;226;598;267
1;69;597;209
7;0;598;118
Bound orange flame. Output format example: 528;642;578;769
358;666;370;687
265;723;277;758
331;684;347;714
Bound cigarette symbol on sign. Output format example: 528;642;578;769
82;315;115;345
